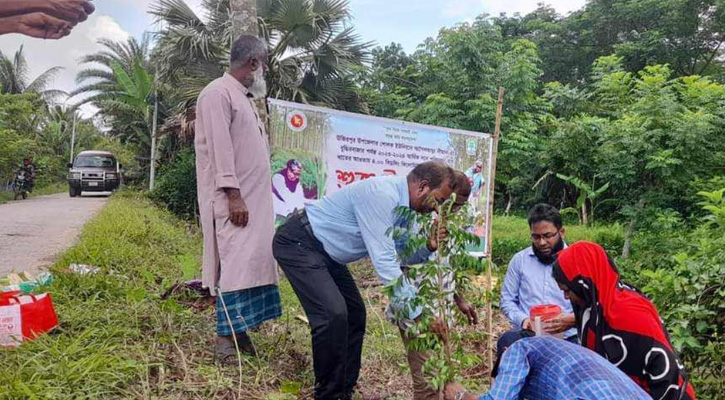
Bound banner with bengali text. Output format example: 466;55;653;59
268;99;494;256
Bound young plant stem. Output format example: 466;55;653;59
436;207;451;400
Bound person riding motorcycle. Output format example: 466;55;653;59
18;157;37;192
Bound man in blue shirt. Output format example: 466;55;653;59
273;161;455;400
443;332;653;400
500;204;576;340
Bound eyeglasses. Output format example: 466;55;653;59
531;231;559;241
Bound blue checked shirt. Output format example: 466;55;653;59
306;176;430;319
480;336;652;400
500;247;577;339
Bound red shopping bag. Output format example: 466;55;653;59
0;291;59;347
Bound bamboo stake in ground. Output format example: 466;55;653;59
484;87;505;383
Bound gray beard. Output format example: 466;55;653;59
249;69;267;98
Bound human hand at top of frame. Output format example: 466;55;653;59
0;12;72;39
40;0;95;24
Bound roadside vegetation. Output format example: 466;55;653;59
2;192;721;398
0;194;417;399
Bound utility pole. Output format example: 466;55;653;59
69;113;77;164
149;87;158;191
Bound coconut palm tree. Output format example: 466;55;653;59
0;46;65;100
72;36;167;188
150;0;371;110
72;36;152;108
71;36;164;150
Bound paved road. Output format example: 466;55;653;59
0;192;108;277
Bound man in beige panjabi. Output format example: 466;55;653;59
194;34;281;362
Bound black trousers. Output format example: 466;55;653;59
273;211;366;400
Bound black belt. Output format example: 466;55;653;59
293;209;316;242
292;209;340;265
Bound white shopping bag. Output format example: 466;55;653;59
0;303;22;347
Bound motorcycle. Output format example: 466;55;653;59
12;170;31;200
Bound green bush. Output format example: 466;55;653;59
151;147;197;219
626;190;725;398
590;228;625;257
490;214;624;267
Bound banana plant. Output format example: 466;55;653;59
697;188;725;230
556;173;610;225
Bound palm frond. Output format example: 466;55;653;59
311;0;349;31
97;99;148;119
0;51;22;94
168;25;223;61
151;0;206;29
38;89;69;104
12;45;30;92
271;0;316;52
25;66;64;93
75;68;116;84
203;0;233;41
70;82;120;98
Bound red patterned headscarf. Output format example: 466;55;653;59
553;242;695;400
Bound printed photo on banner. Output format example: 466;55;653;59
270;149;323;224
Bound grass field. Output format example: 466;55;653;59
0;196;620;399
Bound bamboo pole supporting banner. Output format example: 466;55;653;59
484;87;505;381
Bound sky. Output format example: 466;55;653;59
0;0;586;118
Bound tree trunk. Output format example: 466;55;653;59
230;0;258;36
504;193;513;215
581;201;588;226
622;199;645;259
622;218;635;259
229;0;270;138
